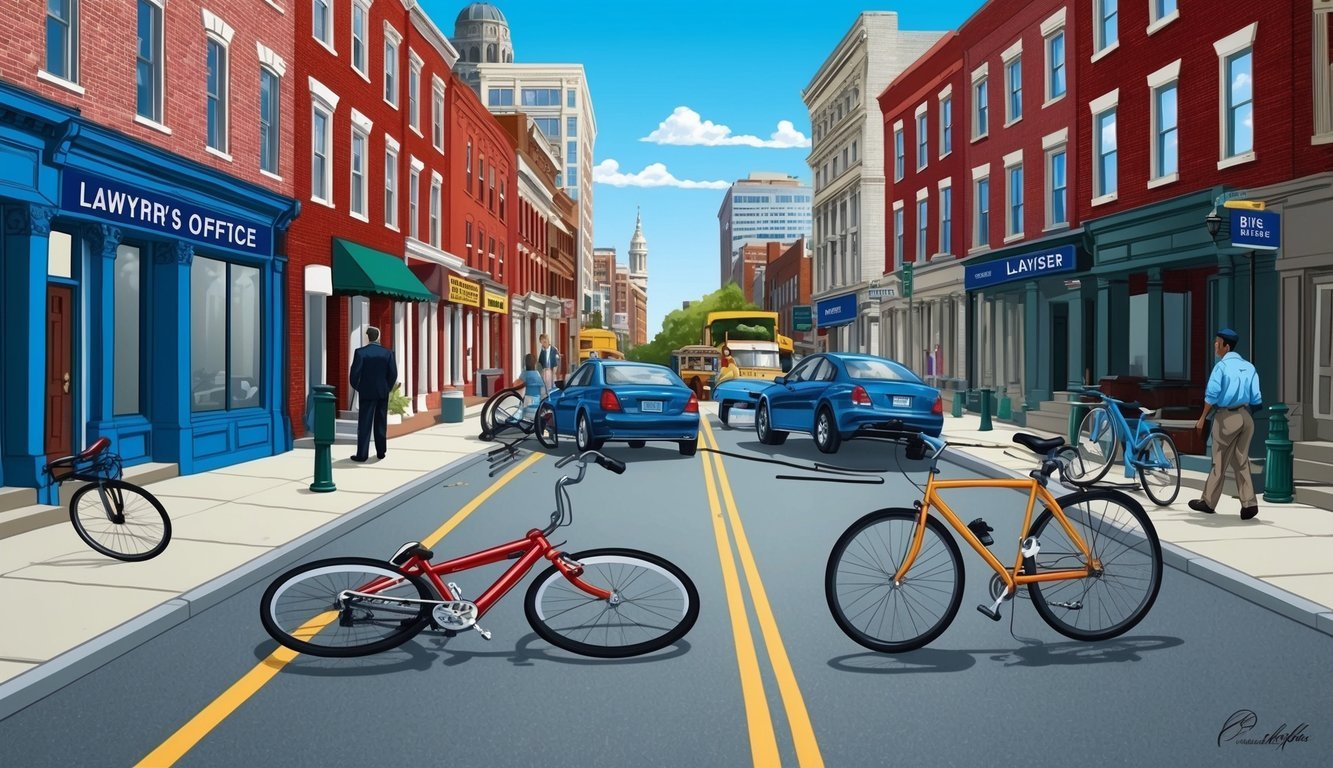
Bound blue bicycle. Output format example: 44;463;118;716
1065;386;1181;506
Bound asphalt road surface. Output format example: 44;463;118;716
1;413;1330;767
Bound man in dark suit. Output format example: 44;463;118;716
350;326;397;462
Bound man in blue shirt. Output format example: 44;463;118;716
1189;329;1263;519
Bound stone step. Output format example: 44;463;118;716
0;486;37;515
1293;440;1333;465
1294;457;1332;483
1295;483;1333;512
1022;409;1069;439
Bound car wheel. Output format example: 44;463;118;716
576;411;603;452
756;401;788;446
628;440;646;449
814;406;841;454
678;438;698;456
719;403;731;427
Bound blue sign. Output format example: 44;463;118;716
816;292;857;328
964;244;1078;291
1229;209;1280;251
61;168;273;256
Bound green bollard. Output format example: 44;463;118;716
951;390;964;418
1263;403;1293;503
997;395;1012;421
310;385;337;493
1068;402;1089;447
979;389;994;432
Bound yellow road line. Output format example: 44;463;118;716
135;451;544;767
702;419;825;768
700;434;781;767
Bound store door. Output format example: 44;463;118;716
45;284;74;461
1051;303;1069;393
1315;282;1333;440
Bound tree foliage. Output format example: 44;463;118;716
628;283;759;366
584;311;603;330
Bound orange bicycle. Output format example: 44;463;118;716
823;429;1163;653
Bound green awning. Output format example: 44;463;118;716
332;238;437;301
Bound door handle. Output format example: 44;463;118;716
63;372;70;394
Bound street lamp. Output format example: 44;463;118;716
1205;210;1224;239
1204;206;1257;366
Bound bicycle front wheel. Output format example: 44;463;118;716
1024;490;1162;642
1071;406;1118;485
1136;431;1181;506
825;509;964;653
483;388;525;439
260;557;436;657
524;548;699;658
69;479;171;562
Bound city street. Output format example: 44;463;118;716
1;413;1329;767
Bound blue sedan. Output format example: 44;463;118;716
542;360;700;455
753;353;943;454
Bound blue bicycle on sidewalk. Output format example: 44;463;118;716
1064;386;1182;506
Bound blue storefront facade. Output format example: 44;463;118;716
0;82;298;502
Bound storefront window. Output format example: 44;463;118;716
191;256;262;412
114;245;142;416
1128;292;1189;379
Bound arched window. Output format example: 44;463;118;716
486;43;496;62
469;45;480;63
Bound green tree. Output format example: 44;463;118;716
628;283;759;366
585;311;603;330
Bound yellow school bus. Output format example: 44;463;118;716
671;345;721;400
703;311;783;383
577;328;625;362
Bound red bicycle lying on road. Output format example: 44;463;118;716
260;444;700;658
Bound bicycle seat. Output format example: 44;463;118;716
1138;406;1158;418
1013;433;1065;457
49;437;111;468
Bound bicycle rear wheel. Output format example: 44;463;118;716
535;402;559;449
1070;407;1118;485
260;557;436;657
69;479;171;562
1024;490;1162;642
482;388;525;439
524;548;699;658
825;509;964;653
1136;431;1181;506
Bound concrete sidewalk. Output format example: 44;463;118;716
0;403;493;719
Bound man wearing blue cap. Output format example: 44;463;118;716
1190;328;1262;519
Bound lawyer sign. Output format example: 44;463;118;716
965;244;1077;290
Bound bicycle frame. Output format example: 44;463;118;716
1083;396;1170;480
895;469;1099;598
356;529;612;619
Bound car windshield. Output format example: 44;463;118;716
843;358;919;382
733;350;779;369
605;365;680;387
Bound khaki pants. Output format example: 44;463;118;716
1203;407;1258;509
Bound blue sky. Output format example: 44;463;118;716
423;1;985;336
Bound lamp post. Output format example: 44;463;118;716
1206;207;1258;370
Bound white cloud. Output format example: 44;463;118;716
641;107;811;149
593;159;730;190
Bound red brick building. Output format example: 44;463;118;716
764;239;814;352
737;242;792;305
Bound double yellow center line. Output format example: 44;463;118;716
698;418;824;768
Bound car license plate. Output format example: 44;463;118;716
892;396;913;408
641;400;663;412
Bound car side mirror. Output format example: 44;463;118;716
554;379;565;390
774;376;787;386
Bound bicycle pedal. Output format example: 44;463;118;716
448;581;463;600
967;518;995;547
473;624;492;641
976;603;1003;622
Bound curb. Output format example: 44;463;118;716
0;450;488;723
941;445;1333;639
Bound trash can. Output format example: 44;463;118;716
477;368;504;397
440;390;464;423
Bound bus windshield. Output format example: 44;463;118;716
732;349;780;369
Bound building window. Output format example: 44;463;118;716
534;117;560;138
1222;45;1255;159
521;88;560;106
488;165;495;210
567;88;577;107
432;82;444;150
916;112;929;170
464;220;472;258
567;116;578;137
430;178;441;247
190;257;262;412
1047;146;1067;226
408;60;420;131
409;168;419;239
350;128;367;218
1150;0;1179;30
1096;0;1119;54
466;140;472;194
974;77;988;138
1006;55;1022;122
384;148;398;228
894;126;904;180
1047;31;1066;101
46;0;78;83
940;184;952;254
1095;107;1118;198
974;177;990;248
113;244;142;416
206;39;228;152
260;68;280;174
1151;73;1180;181
893;204;904;270
500;181;507;221
313;0;331;47
384;30;399;107
1006;163;1024;238
488;87;514;106
567;166;578;187
940;95;952;156
916;199;928;258
351;1;367;74
135;0;164;123
1316;9;1333;139
311;106;332;203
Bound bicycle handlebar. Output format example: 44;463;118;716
555;450;626;474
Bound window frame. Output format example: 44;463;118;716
384;138;399;230
1316;6;1333;142
1148;60;1182;187
205;35;230;156
892;200;905;271
259;65;281;176
1041;9;1067;106
308;79;338;206
430;173;442;248
408;164;420;239
408;52;422;134
43;0;80;87
383;22;402;109
1093;0;1120;60
312;0;335;53
915;192;929;261
893;121;905;181
432;77;445;151
971;64;989;141
350;0;369;76
1148;0;1180;36
1090;89;1120;205
939;87;953;158
1002;40;1023;125
972;164;990;251
349;124;369;221
1043;130;1069;230
915;105;929;171
939;178;953;256
1214;23;1258;169
135;0;166;126
1004;151;1024;242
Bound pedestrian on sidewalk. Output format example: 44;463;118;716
1189;328;1263;520
537;334;561;392
350;326;397;463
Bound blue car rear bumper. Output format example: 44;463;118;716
593;413;699;441
837;409;943;438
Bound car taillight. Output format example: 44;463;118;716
851;385;872;406
685;393;699;413
932;395;943;415
600;389;621;412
